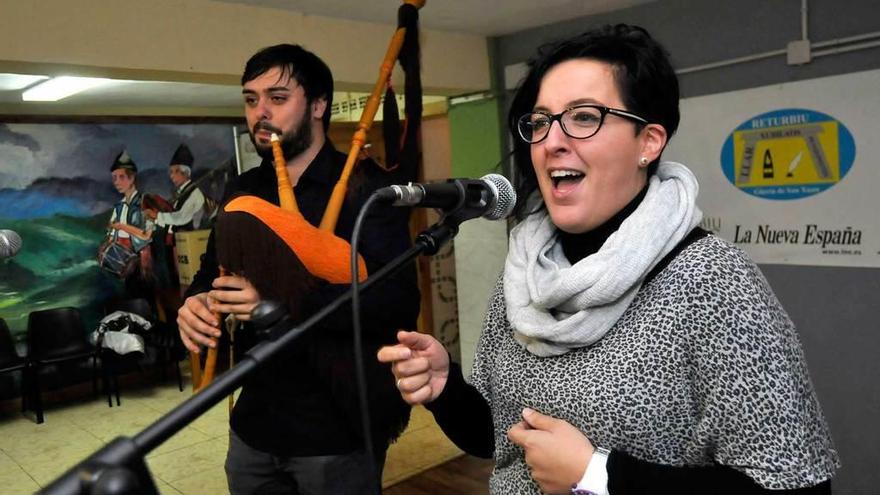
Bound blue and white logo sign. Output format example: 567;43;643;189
720;108;855;200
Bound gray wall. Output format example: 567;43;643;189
490;1;880;493
764;265;880;495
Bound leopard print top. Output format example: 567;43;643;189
470;233;838;493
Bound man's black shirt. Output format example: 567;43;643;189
188;141;419;455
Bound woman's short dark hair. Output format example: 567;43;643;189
508;24;680;219
242;44;334;132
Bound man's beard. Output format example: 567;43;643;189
251;112;313;162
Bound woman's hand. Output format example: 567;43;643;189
507;408;594;494
207;274;261;321
377;331;450;405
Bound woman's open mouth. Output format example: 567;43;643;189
550;169;585;193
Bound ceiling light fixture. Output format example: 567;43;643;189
22;76;114;102
0;73;49;91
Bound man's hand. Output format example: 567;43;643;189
377;331;450;405
207;274;261;321
143;208;158;220
177;292;221;353
507;408;594;494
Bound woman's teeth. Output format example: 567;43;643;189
550;170;585;187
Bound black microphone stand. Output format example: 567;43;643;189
39;214;464;495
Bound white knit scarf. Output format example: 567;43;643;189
504;162;703;357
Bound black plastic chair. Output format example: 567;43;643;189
26;307;104;424
0;317;29;414
107;298;184;395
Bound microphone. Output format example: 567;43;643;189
378;173;516;221
0;229;22;259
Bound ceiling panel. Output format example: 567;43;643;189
214;0;654;36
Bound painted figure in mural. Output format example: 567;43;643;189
144;144;206;233
99;150;155;301
142;143;208;321
379;24;838;494
176;44;419;494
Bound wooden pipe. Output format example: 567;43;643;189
271;133;299;214
318;0;426;233
189;350;202;391
192;266;227;392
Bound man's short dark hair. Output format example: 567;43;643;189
242;44;334;131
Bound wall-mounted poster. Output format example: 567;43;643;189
0;122;236;341
667;68;879;268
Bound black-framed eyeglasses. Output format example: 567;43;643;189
517;104;648;144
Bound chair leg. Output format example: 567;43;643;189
158;342;169;382
20;367;29;413
166;340;183;391
92;355;99;397
114;371;120;407
103;353;114;408
111;354;121;407
175;357;183;392
32;367;44;424
104;351;121;407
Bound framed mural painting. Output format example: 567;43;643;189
0;121;239;343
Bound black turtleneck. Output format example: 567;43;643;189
558;184;649;264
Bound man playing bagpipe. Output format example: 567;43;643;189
176;44;420;494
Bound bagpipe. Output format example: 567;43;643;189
191;0;425;392
141;193;174;213
143;165;227;227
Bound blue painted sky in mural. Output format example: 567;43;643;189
0;189;91;219
0;122;237;220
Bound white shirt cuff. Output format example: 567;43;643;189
573;446;609;495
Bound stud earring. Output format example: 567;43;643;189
639;156;649;166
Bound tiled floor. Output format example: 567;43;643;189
0;370;462;494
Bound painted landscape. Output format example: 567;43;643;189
0;122;237;341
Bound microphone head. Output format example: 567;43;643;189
0;229;22;259
480;174;516;220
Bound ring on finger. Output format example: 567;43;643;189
396;378;403;389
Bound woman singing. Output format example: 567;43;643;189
379;24;837;495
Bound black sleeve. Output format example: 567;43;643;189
608;450;832;495
425;360;494;459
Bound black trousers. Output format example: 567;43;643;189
224;430;387;495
